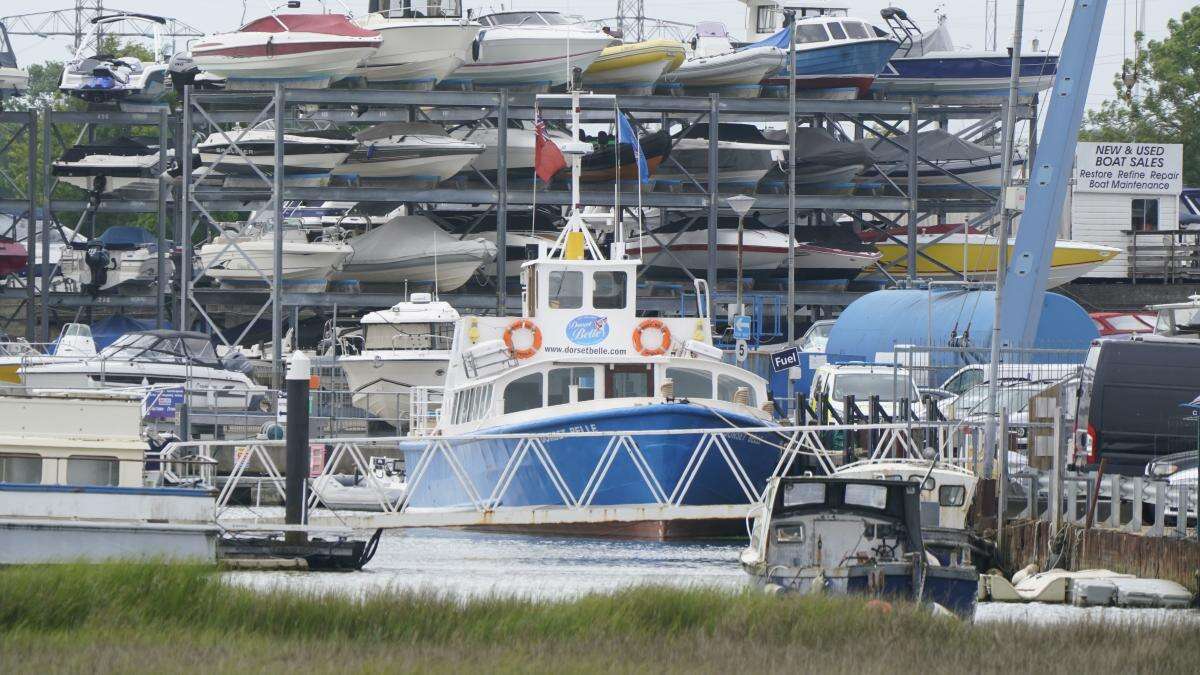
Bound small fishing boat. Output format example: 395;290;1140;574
196;120;357;179
196;221;352;292
660;22;785;98
333;214;496;290
654;123;786;193
59;13;171;105
862;129;1021;196
582;39;687;95
331;122;484;185
190;12;382;89
338;293;458;427
628;216;880;287
52;136;170;197
58;226;172;295
752;15;899;100
17;329;267;412
352;0;481;89
871;7;1058;104
740;475;978;619
0;22;29;100
866;228;1120;288
443;11;616;91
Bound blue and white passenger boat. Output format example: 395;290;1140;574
402;93;781;514
739;2;899;100
870;7;1058;104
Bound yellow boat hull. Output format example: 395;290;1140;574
582;40;687;93
871;235;1120;288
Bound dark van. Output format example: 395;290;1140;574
1074;336;1200;475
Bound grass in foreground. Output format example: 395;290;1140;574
0;563;1194;674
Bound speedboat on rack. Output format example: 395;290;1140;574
190;12;382;89
582;38;686;95
0;22;28;101
655;123;787;193
443;11;616;91
333;213;495;291
196;120;357;184
59;13;171;105
352;0;481;90
861;129;1021;196
196;220;351;292
451;121;574;181
331;122;484;187
758;126;875;196
658;22;784;98
870;7;1058;104
52;136;172;198
58;226;174;295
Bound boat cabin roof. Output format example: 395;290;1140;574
99;330;220;367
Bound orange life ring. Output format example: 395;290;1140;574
503;319;542;359
633;319;671;356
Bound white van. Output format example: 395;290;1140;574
810;363;923;418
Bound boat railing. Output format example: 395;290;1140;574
407;385;443;437
161;419;982;528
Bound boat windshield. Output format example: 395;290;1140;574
1156;306;1200;336
375;0;462;19
954;384;1042;417
481;12;571;26
100;332;220;366
831;372;920;403
364;322;455;351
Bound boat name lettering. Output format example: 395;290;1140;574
565;315;610;346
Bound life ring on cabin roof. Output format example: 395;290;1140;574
503;319;542;359
633;319;671;356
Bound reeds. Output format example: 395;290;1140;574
0;563;1194;674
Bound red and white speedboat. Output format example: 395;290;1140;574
191;13;382;89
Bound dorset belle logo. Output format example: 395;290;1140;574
565;315;610;345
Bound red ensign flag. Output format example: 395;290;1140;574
534;117;567;183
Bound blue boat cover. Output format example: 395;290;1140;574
740;26;791;52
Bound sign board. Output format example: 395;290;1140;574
735;340;749;363
143;387;185;421
1074;142;1183;195
770;347;800;373
732;315;752;341
309;444;325;478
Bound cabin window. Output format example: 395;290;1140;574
795;24;829;43
548;367;596;406
1131;198;1159;231
0;453;42;483
548;271;584;309
944;369;984;396
842;22;869;39
939;485;966;507
592;271;627;309
845;484;888;509
453;384;493;424
607;365;652;398
66;455;119;486
827;22;847;40
755;5;774;33
365;323;454;351
782;482;825;506
665;367;713;399
717;374;757;406
775;524;805;543
503;373;543;414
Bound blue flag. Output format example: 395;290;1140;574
616;111;649;184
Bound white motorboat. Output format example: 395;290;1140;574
338;292;458;426
17;330;267;412
0;323;97;388
659;22;785;98
331;122;484;185
451;121;574;178
190;12;382;89
59;13;171;105
0;22;29;100
311;457;407;511
59;226;172;295
196;221;352;292
443;11;616;91
353;0;480;89
52;136;171;197
629;220;880;287
334;214;495;290
863;129;1023;195
759;126;876;195
655;123;787;192
196;120;357;179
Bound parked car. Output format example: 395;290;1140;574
937;362;1081;399
1074;336;1200;475
799;319;834;353
810;362;923;418
938;378;1057;448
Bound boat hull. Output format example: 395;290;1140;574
402;403;782;509
660;46;783;98
582;41;685;95
353;20;478;88
747;563;978;620
192;34;381;88
761;38;897;100
339;354;450;424
872;54;1058;104
332;145;482;183
444;31;613;90
197;240;350;290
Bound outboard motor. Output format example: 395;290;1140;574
220;349;256;377
82;239;111;295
